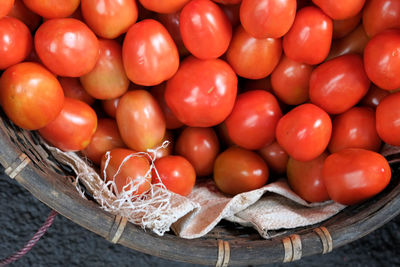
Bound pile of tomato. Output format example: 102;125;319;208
0;0;399;207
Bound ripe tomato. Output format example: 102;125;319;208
39;98;97;151
270;55;312;105
213;0;241;4
287;152;330;203
180;0;232;59
116;90;166;152
101;148;151;196
327;25;369;60
8;0;41;32
310;54;370;114
332;13;362;39
0;17;32;70
0;62;64;130
283;6;332;65
258;141;288;175
22;0;79;19
0;0;14;18
138;0;190;14
323;148;391;205
225;90;282;150
276;103;332;162
376;92;400;146
165;57;237;127
226;25;282;79
102;97;120;118
175;127;220;177
312;0;365;20
59;77;95;105
219;3;241;28
214;147;269;195
328;107;381;153
82;118;125;165
361;84;389;109
363;0;400;37
81;0;138;39
122;19;179;86
364;30;400;91
240;0;296;38
150;130;174;160
80;39;129;100
35;18;99;77
152;155;196;196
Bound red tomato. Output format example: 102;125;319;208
312;0;365;20
165;57;237;127
363;0;400;37
22;0;79;18
323;148;391;205
39;98;97;151
287;152;330;203
138;0;190;14
116;90;166;152
8;0;41;32
276;103;332;162
270;55;312;105
35;18;99;77
240;0;296;38
175;127;220;177
226;25;282;79
81;0;138;39
82;118;125;165
376;92;400;146
310;54;370;114
225;90;282;150
180;0;232;59
283;6;332;65
80;39;129;100
0;0;13;18
102;97;120;118
152;155;196;196
213;0;241;4
364;30;400;91
219;3;241;28
361;84;390;109
0;17;32;70
122;19;179;86
0;62;64;130
59;77;95;105
214;147;269;195
258;141;288;175
150;131;174;161
328;107;381;153
332;13;362;39
101;148;151;196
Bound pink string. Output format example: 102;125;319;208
0;210;58;266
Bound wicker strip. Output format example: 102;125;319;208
5;154;30;179
282;234;302;262
314;226;333;254
216;240;230;267
109;215;128;244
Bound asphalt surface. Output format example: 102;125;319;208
1;171;400;267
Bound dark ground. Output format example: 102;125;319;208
1;171;400;267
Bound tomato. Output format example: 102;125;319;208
310;54;370;114
332;13;362;39
364;30;400;91
361;84;390;109
258;141;288;175
150;131;174;161
116;90;166;152
82;118;125;165
270;55;312;105
312;0;365;20
8;0;41;32
328;107;381;153
180;0;232;59
226;25;282;79
80;39;129;100
59;77;95;105
138;0;190;14
102;97;120;118
123;19;179;86
165;57;237;127
0;62;64;130
219;3;241;28
0;17;32;70
287;152;330;203
175;127;220;177
152;155;196;196
240;0;296;38
150;83;183;130
0;0;13;18
363;0;400;37
81;0;138;39
283;6;332;65
225;90;282;150
214;147;269;195
101;148;151;196
22;0;79;19
323;148;391;205
213;0;241;4
376;92;400;146
35;18;99;77
276;103;332;162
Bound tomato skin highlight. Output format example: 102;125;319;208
376;92;400;146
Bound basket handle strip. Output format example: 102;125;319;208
109;215;128;244
216;240;230;267
282;234;302;262
314;226;333;254
4;153;31;179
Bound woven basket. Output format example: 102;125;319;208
1;109;400;266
